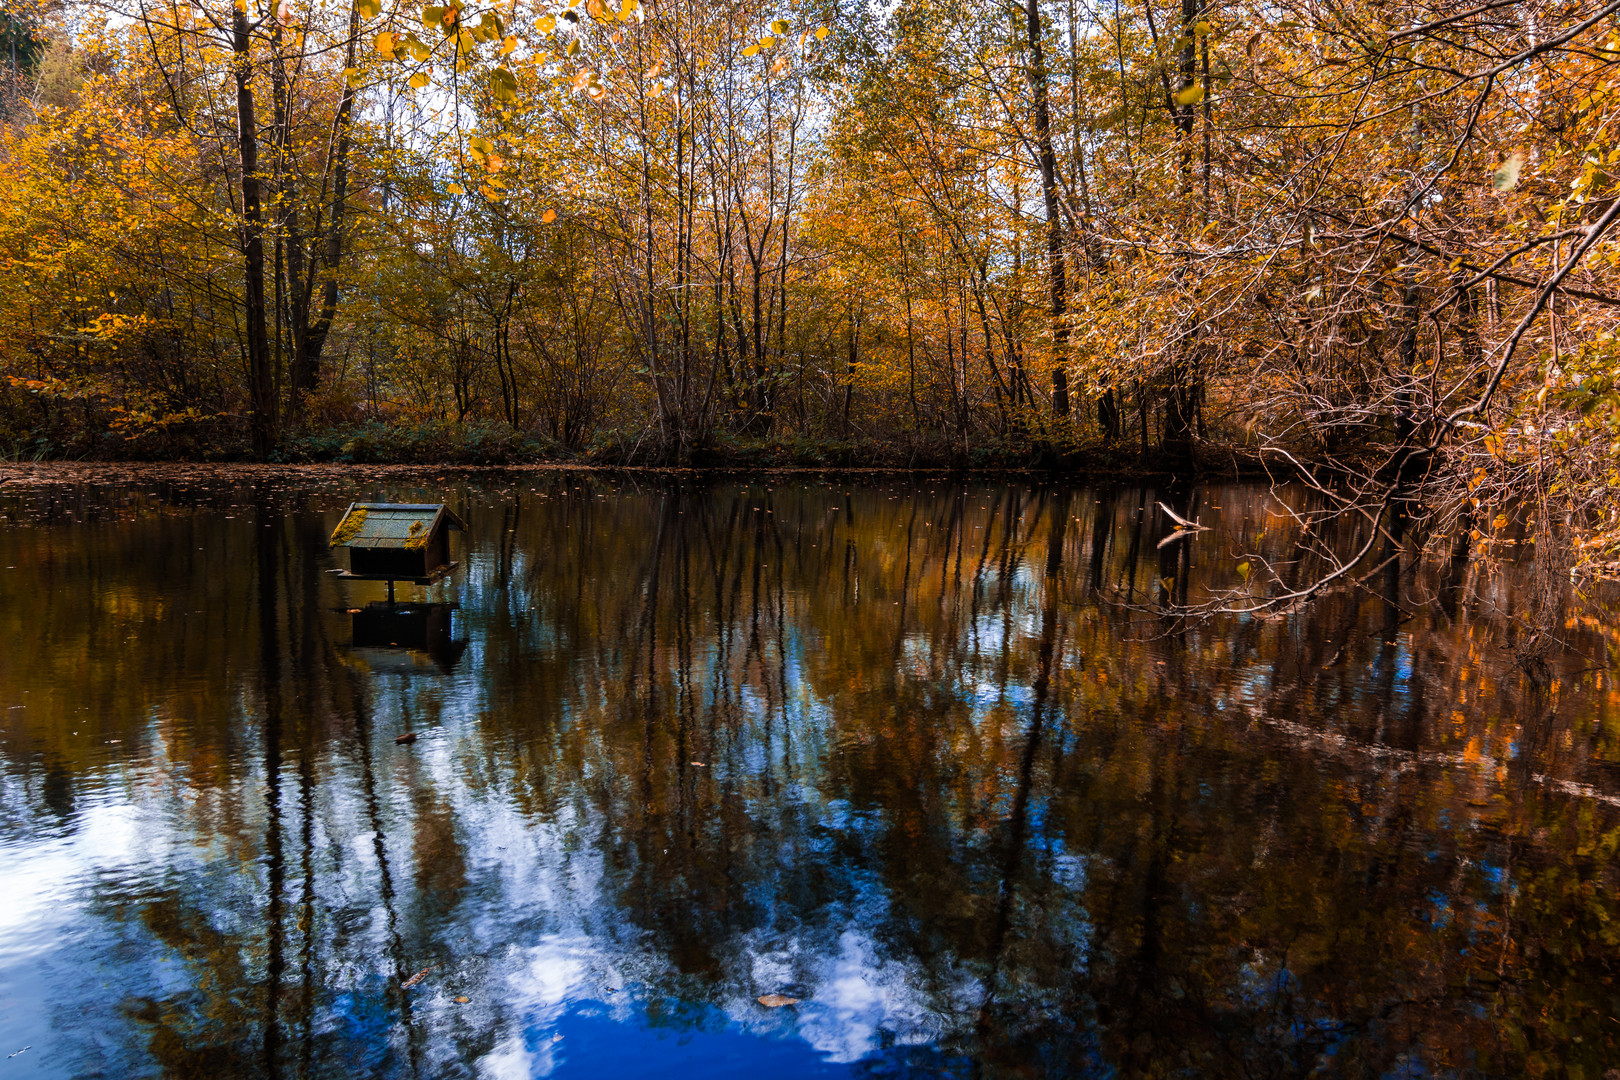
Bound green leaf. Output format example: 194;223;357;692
490;66;517;101
1493;153;1524;193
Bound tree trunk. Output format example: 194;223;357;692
234;7;275;457
1025;0;1069;425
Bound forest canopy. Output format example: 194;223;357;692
4;0;1620;571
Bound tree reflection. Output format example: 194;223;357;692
0;476;1618;1077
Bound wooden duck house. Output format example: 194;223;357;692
330;503;466;585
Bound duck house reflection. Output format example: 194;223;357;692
348;601;468;674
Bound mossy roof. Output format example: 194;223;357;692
329;503;466;549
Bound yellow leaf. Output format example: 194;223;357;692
375;31;395;55
619;0;637;18
542;208;557;223
344;65;364;87
1493;153;1524;193
356;0;380;18
1174;84;1203;106
770;17;788;32
1492;513;1509;531
759;35;775;46
535;13;555;30
741;43;759;56
814;26;829;39
1236;560;1251;582
770;54;788;75
446;182;465;194
1483;433;1503;457
649;80;663;97
499;34;517;54
585;0;603;19
409;71;430;88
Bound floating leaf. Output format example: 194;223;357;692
454;996;470;1003
542;208;557;223
356;0;380;17
1493;153;1524;193
409;70;431;88
1173;83;1203;106
758;994;800;1008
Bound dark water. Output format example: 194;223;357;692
1;474;1618;1079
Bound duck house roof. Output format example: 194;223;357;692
329;503;467;550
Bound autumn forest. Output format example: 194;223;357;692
3;0;1620;565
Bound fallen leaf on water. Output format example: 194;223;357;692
690;761;706;767
402;966;432;989
757;994;799;1008
455;996;471;1003
395;733;418;745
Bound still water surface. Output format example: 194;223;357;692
1;473;1618;1079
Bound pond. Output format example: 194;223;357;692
0;472;1617;1079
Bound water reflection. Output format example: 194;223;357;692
0;475;1617;1078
